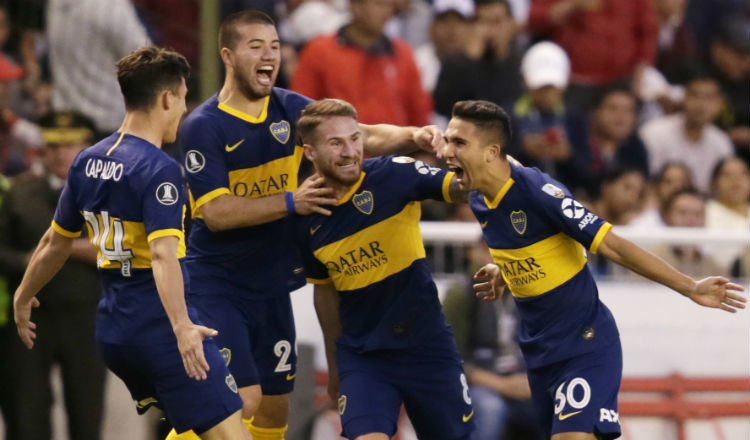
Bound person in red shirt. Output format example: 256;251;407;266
290;0;432;127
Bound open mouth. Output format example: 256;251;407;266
447;163;465;181
257;66;274;86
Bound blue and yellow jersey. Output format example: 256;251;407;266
471;163;619;368
298;156;455;352
178;88;312;298
52;132;190;344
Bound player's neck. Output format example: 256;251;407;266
219;78;266;118
477;159;511;201
118;111;163;148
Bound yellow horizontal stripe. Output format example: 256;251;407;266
336;172;366;205
313;202;424;291
217;97;269;123
484;178;515;209
227;147;304;199
147;228;183;242
306;277;332;285
442;172;455;203
51;220;81;238
193;187;231;213
489;232;586;298
589;222;612;254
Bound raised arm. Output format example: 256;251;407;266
597;231;746;312
313;282;343;402
13;227;73;349
149;235;217;380
360;124;443;157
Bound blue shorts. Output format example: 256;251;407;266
189;293;297;395
99;338;242;434
336;333;474;440
527;339;622;439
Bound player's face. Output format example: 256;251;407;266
309;116;363;186
227;23;280;100
164;79;188;144
444;118;487;191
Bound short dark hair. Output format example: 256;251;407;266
116;46;190;111
297;99;358;145
710;156;747;186
219;10;276;51
451;100;512;147
663;187;704;214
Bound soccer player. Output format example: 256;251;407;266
294;98;473;440
12;46;250;440
441;100;746;440
174;10;443;440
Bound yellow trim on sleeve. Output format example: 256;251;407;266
147;229;184;243
193;187;231;210
51;220;81;238
484;178;515;209
106;132;126;156
442;172;455;203
335;172;367;205
217;97;270;123
589;222;613;254
306;277;332;285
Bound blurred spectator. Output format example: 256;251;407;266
527;0;659;112
705;157;750;273
708;17;750;163
279;0;348;48
0;56;42;176
647;189;724;277
291;0;432;126
684;0;748;56
46;0;151;134
584;88;649;195
631;161;694;228
508;41;591;195
433;0;524;118
587;167;645;225
385;0;432;50
654;0;698;82
442;240;544;440
639;73;733;193
0;111;103;440
414;0;475;95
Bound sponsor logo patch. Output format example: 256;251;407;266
392;156;415;163
542;183;565;198
156;182;178;206
185;150;205;173
561;198;585;219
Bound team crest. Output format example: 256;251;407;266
270;120;291;144
226;374;238;393
352;190;374;215
510;210;527;235
220;347;231;366
542;183;565;199
184;150;205;173
156;182;178;206
338;395;347;415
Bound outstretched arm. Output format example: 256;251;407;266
597;231;746;312
361;124;443;157
14;227;74;349
313;282;342;403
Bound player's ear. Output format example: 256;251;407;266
160;90;171;111
484;143;501;162
219;47;233;67
303;143;315;162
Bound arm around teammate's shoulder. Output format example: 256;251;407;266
596;231;746;312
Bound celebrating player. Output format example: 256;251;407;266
441;100;746;440
13;47;250;440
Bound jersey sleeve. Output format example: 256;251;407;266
141;162;186;242
293;217;331;284
178;115;231;211
52;180;84;237
533;179;612;253
386;156;456;202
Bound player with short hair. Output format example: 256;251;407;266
441;99;746;440
173;10;444;440
13;46;250;440
295;98;473;440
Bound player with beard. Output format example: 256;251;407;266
172;11;444;440
294;98;473;440
441;100;746;440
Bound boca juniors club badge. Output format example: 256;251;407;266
352;190;374;215
510;210;527;235
338;395;347;415
270;120;291;144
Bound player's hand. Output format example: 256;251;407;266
473;264;506;301
14;295;40;349
414;125;444;156
174;322;218;381
688;277;746;313
294;173;338;216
